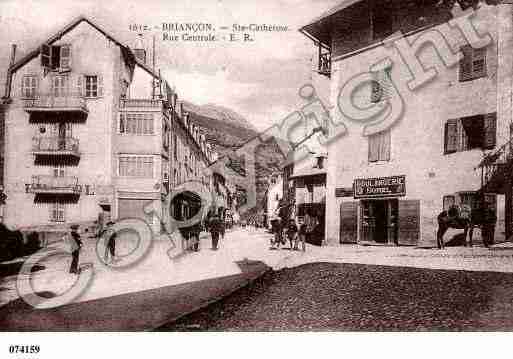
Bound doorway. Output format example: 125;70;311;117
360;199;398;244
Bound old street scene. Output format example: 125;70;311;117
3;0;513;332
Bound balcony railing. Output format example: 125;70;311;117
317;44;331;78
29;175;81;195
32;137;80;157
24;92;88;114
119;98;163;108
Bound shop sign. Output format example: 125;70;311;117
335;187;353;197
354;175;406;199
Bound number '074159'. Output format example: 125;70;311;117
8;345;40;354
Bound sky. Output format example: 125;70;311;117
0;0;339;131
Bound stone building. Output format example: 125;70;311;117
300;0;511;246
0;16;217;231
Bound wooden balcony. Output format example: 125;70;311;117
28;175;81;195
24;93;88;118
32;137;80;158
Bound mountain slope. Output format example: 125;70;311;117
184;102;286;218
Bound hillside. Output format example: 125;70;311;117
183;102;286;218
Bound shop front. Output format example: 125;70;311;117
339;175;420;246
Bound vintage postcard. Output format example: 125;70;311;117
0;0;512;356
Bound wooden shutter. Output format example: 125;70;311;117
397;199;420;246
459;45;473;81
41;44;51;68
472;47;487;78
20;76;26;98
97;75;103;97
340;201;358;244
76;74;83;96
483;112;497;150
59;44;71;72
444;119;458;154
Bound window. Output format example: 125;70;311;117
368;130;391;162
370;68;391;103
119;113;154;135
50;203;65;222
52;75;68;97
118;156;154;177
459;45;487;82
459;192;479;211
41;44;71;72
53;167;65;177
85;75;101;97
21;75;38;98
444;113;496;154
442;195;455;211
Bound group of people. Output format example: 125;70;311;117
180;207;227;252
67;221;117;275
270;206;319;251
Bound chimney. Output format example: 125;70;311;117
133;33;146;64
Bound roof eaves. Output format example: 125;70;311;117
9;15;130;73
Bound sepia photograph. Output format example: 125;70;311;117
0;0;513;354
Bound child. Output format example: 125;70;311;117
286;218;298;250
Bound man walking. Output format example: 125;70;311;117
482;207;497;248
207;209;222;250
69;224;82;274
103;221;117;264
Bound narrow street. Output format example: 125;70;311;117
3;227;513;330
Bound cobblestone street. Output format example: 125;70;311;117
160;262;513;331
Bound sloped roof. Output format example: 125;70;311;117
7;15;158;79
300;0;363;48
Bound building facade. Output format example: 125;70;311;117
301;0;511;246
0;17;217;231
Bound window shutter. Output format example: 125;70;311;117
97;75;103;97
120;113;125;133
59;44;71;72
444;119;458;154
459;45;473;82
20;76;26;98
483;112;496;150
33;76;39;97
472;47;487;79
41;44;51;68
369;134;378;162
76;74;83;97
397;199;420;246
380;130;391;161
340;201;358;244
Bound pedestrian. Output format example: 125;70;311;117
482;207;497;248
207;209;222;250
286;218;298;250
218;207;226;240
436;210;449;250
304;209;318;246
102;221;117;264
298;217;307;252
69;224;82;274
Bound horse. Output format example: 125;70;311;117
436;204;491;249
